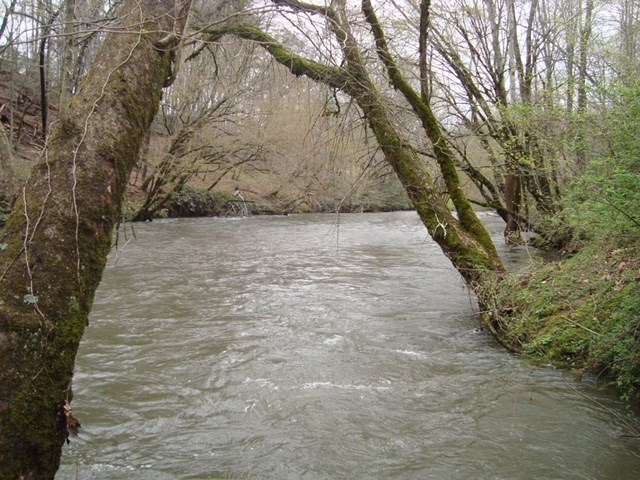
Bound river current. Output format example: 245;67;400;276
57;211;640;479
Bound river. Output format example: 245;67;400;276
56;211;640;479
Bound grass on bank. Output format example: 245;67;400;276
486;236;640;401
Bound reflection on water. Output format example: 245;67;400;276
57;212;640;479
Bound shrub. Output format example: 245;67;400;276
568;85;640;240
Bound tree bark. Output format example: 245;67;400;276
431;1;560;242
566;0;577;114
0;123;16;218
503;173;523;243
361;0;496;252
58;0;76;122
0;0;192;477
0;0;18;49
418;0;431;103
39;10;58;141
575;0;593;172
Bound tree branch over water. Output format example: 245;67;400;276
196;23;347;90
196;6;504;288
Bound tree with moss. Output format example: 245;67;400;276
0;0;193;477
197;0;504;288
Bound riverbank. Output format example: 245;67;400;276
485;236;640;402
4;187;638;402
4;177;639;402
125;185;413;220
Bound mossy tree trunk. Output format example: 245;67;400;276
202;0;504;289
429;2;562;244
0;0;192;478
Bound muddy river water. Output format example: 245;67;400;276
57;211;640;479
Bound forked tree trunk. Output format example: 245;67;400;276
58;0;76;122
0;0;192;477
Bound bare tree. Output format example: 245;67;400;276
198;0;503;289
425;0;563;243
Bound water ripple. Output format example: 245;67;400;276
58;212;640;480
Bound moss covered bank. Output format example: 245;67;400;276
126;185;413;220
485;237;640;402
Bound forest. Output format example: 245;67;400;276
0;0;639;477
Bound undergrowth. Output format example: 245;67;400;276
486;237;640;401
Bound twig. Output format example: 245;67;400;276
561;315;602;336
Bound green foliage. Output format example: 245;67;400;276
568;85;640;240
588;282;640;400
490;241;640;401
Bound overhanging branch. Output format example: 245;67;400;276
197;23;347;90
361;0;493;244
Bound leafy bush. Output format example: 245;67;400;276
489;237;640;401
568;85;640;239
587;282;640;400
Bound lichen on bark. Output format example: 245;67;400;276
0;1;193;478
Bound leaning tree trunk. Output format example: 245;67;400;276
202;18;503;290
202;0;503;289
0;0;192;477
333;5;503;288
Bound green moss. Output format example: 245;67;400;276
1;2;182;475
489;238;640;400
206;25;345;89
